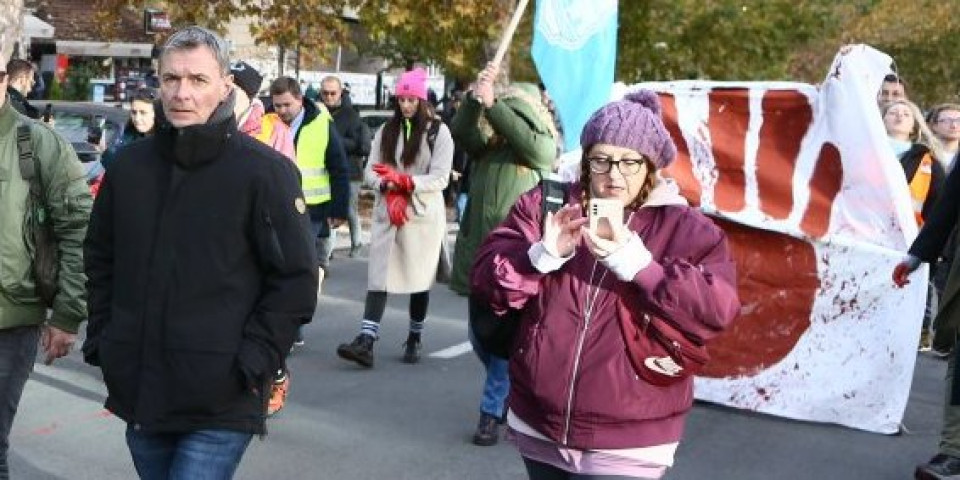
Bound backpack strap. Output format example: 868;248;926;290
16;121;47;222
426;119;442;155
540;174;567;227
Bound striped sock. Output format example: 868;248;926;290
360;320;380;339
408;320;424;340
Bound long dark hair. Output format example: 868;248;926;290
379;100;435;167
579;150;657;213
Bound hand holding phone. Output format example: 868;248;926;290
588;198;622;241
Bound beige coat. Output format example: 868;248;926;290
364;120;453;293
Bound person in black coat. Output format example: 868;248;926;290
82;27;318;478
320;75;371;257
5;59;40;119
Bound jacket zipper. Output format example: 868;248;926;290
561;260;607;445
561;307;592;445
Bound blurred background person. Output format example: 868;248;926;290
101;88;157;171
883;98;946;352
449;61;558;447
5;59;40;119
320;75;371;258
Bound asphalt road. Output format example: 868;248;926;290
7;242;945;479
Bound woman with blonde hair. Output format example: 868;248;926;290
884;99;947;352
882;99;946;225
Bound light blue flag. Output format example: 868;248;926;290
532;0;618;153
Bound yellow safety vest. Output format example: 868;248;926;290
294;110;332;205
909;153;933;226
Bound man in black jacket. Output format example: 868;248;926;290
82;26;318;479
320;75;371;258
5;59;40;119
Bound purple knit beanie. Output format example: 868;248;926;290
579;89;677;169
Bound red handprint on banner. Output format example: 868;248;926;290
660;88;843;378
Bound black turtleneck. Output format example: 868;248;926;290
6;86;40;119
155;90;239;169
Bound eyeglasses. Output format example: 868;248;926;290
587;156;647;176
321;90;339;96
938;118;960;126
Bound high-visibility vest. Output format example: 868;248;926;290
909;153;934;225
293;111;332;205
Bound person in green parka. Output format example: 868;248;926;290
450;61;557;446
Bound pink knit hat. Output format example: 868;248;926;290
395;68;428;101
580;89;678;169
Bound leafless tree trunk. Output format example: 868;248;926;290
0;0;24;65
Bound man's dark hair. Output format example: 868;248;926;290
269;76;301;97
5;59;34;82
883;73;907;89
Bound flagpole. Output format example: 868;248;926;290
492;0;530;66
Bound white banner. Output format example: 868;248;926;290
624;46;926;434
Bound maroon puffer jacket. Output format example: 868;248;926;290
471;183;739;449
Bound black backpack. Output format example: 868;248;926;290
470;176;567;358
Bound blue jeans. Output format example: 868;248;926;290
469;328;510;418
0;326;40;480
125;426;252;480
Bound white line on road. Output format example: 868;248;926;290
429;341;473;359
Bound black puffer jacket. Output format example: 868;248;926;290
82;94;318;434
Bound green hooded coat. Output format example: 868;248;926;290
449;83;557;295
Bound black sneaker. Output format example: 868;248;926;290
916;454;960;479
336;334;375;368
349;244;362;258
402;337;422;364
472;412;499;446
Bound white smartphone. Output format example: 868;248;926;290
588;198;623;239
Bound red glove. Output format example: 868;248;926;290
385;191;409;227
373;163;415;193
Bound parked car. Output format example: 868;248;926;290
359;109;392;134
45;101;130;187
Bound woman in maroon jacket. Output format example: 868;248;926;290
471;90;740;479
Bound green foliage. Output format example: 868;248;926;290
63;65;96;101
358;0;511;80
86;0;958;105
48;76;63;101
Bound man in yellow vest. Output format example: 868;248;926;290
267;76;349;414
270;76;350;273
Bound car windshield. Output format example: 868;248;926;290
361;111;392;131
52;111;120;146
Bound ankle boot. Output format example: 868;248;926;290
402;333;422;364
336;334;376;368
472;412;500;446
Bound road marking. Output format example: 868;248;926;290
429;341;472;359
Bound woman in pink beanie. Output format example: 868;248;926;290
336;67;454;367
470;90;741;479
